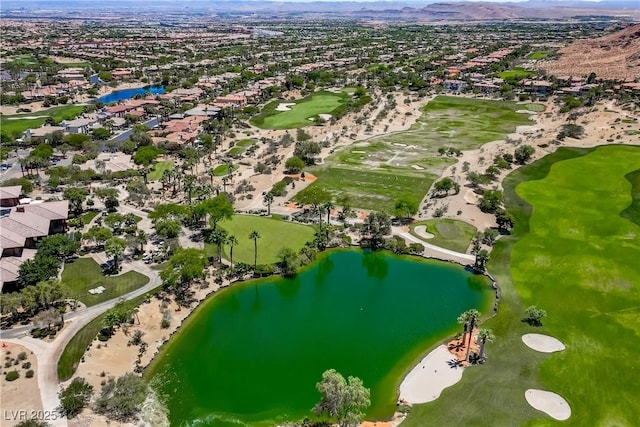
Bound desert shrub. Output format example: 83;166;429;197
22;362;31;369
17;352;28;361
25;370;34;378
5;370;19;381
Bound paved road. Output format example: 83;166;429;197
0;261;161;427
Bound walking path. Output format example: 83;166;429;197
0;261;161;427
395;228;475;265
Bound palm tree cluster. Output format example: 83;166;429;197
456;309;495;363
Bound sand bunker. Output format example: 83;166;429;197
399;345;463;404
318;114;332;121
414;226;435;239
525;389;571;420
522;334;566;353
393;143;408;147
352;150;366;154
411;165;425;170
275;103;295;111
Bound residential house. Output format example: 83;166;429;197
0;191;69;289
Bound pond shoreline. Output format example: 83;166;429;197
142;247;497;425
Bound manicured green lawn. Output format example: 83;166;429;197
498;67;536;80
528;51;549;60
228;147;246;156
403;145;640;426
0;105;84;139
523;103;546;112
236;139;257;148
296;167;435;214
148;161;174;181
213;164;238;176
61;258;149;306
205;215;315;265
251;91;346;129
409;218;477;253
303;96;531;211
57;314;105;381
80;210;99;224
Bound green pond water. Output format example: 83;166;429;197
147;249;492;427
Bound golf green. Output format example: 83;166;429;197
147;249;493;426
511;145;640;425
252;92;345;129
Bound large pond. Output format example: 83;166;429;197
147;249;492;426
95;84;165;104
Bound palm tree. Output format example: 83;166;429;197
323;200;335;224
136;230;147;254
249;230;261;270
474;249;490;272
183;174;196;205
227;235;238;268
264;192;274;216
458;309;481;362
222;175;230;194
477;329;495;362
208;167;216;187
209;228;228;263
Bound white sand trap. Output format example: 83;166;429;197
411;165;425;170
352;150;366;154
393;143;408;147
516;109;539;115
275;103;295;111
318;114;332;121
414;225;434;239
399;345;463;404
522;334;566;353
525;389;571;420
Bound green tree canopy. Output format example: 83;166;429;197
37;234;80;261
133;145;162;166
297;185;332;207
278;247;300;277
514;145;535;164
284;156;305;173
160;248;207;289
94;372;147;421
313;369;371;427
394;197;418;220
195;194;234;230
59;377;93;418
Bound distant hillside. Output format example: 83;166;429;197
352;1;640;21
538;24;640;80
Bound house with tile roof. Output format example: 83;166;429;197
0;186;69;288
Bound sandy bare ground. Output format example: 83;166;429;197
522;334;566;353
398;345;464;404
525;389;571;421
0;343;43;427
